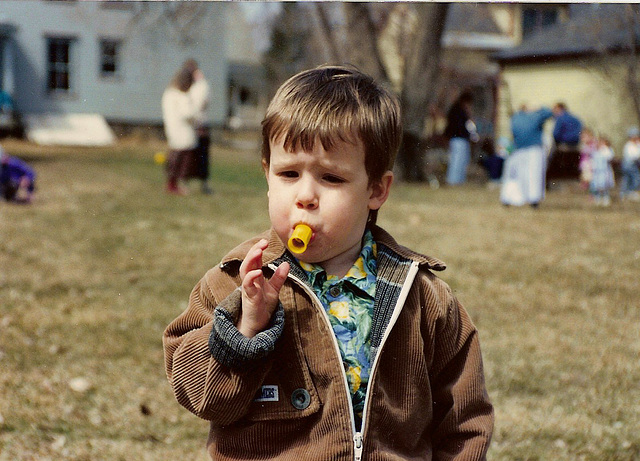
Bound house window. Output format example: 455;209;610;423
100;39;120;77
522;7;559;39
47;37;74;93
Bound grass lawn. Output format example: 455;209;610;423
1;133;639;460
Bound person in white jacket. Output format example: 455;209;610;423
162;66;198;195
185;59;213;194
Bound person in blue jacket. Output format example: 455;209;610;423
547;102;583;181
552;102;582;147
500;104;553;207
0;146;36;203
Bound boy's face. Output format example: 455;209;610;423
264;136;392;277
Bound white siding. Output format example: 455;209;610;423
0;1;228;125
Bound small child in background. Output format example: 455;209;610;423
589;136;615;206
479;137;506;189
578;128;597;191
620;127;640;201
0;145;36;203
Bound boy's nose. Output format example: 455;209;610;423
295;182;318;210
296;195;318;210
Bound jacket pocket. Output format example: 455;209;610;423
244;299;322;422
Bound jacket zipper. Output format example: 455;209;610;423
281;272;358;429
357;261;421;451
353;432;363;461
281;263;420;461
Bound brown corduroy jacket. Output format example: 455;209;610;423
163;226;493;460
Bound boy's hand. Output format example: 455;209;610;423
237;239;290;338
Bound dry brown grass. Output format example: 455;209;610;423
1;134;638;460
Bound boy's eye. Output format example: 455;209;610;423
279;171;299;179
323;174;345;184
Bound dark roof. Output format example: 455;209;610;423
445;3;502;35
493;4;640;63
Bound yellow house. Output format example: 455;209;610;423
493;4;640;155
379;2;573;141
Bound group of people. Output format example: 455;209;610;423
498;101;625;208
444;91;640;208
161;59;212;196
444;96;639;208
579;127;640;205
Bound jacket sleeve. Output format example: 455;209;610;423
162;268;284;424
429;288;494;461
189;79;210;115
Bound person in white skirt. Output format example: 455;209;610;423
500;104;553;208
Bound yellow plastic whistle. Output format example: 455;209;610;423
288;224;312;254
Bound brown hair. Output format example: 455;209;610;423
170;67;194;93
554;102;567;112
183;58;199;74
261;65;402;186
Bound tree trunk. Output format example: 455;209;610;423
312;4;344;64
273;3;449;182
399;3;449;181
342;3;389;84
626;4;640;125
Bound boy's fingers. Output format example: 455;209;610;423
242;268;264;297
268;262;290;294
239;239;269;278
262;262;289;303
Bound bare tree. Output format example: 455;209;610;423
263;3;318;97
341;3;390;84
128;2;209;46
264;3;450;181
625;4;640;124
312;4;344;64
399;4;449;181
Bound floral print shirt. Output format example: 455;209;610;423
299;230;377;430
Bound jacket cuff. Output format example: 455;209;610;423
208;289;285;370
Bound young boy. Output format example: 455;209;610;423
163;65;493;460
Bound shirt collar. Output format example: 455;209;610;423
299;229;377;298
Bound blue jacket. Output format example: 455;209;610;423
511;108;553;150
553;111;582;145
1;155;36;188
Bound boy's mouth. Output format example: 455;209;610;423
288;223;315;254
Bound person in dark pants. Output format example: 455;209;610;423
479;137;505;188
162;66;197;195
185;59;213;194
547;102;582;184
444;90;478;185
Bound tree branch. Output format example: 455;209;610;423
401;3;449;135
312;4;343;63
342;3;389;84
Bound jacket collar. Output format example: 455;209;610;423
369;226;446;272
219;226;446;273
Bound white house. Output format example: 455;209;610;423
0;1;229;143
